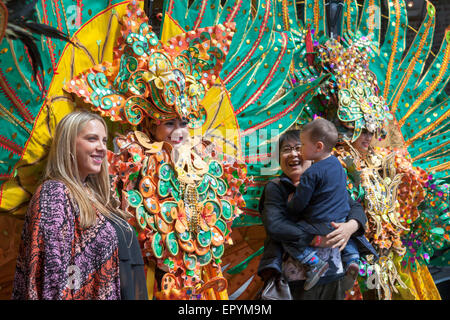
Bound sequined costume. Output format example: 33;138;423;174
315;18;448;299
105;130;247;299
63;2;250;299
334;142;444;299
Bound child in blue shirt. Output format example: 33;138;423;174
285;118;360;290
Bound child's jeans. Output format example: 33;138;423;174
281;220;360;266
341;238;360;267
284;238;359;266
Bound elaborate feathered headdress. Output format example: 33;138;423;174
65;1;233;128
0;0;72;83
318;35;393;142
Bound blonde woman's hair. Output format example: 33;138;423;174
44;110;129;228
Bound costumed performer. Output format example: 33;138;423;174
64;1;248;300
314;37;444;300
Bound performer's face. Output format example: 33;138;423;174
353;130;374;154
75;119;107;181
151;118;189;147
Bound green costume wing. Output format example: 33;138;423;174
0;0;134;217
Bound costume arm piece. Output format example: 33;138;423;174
261;181;311;243
286;172;315;221
108;132;146;206
12;181;74;299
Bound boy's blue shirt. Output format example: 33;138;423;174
286;155;350;223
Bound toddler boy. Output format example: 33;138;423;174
285;118;360;290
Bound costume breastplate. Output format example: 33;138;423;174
108;131;247;299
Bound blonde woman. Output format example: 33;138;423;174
12;111;147;300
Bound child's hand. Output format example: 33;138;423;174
310;235;338;248
290;159;312;186
298;159;312;176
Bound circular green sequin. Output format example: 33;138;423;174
197;230;212;247
197;250;212;266
127;190;143;207
220;200;232;220
135;205;148;229
205;200;221;219
216;178;227;196
170;180;180;201
159;163;173;181
207;187;216;200
215;218;228;235
206;174;218;189
160;201;177;223
197;176;209;194
208;161;223;177
158;180;171;197
212;244;224;259
152;233;164;258
166;232;179;256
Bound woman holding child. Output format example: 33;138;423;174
258;125;375;300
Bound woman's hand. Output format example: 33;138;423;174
311;219;359;251
325;220;359;251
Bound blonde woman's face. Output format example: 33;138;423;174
75;119;107;181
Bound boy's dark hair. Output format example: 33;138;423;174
302;118;338;152
278;129;301;155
